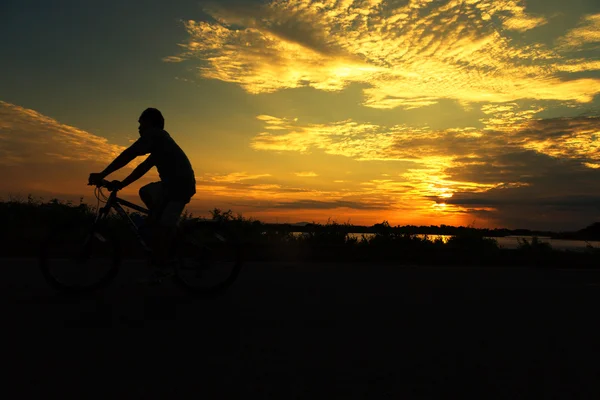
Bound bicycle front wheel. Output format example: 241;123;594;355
39;225;121;294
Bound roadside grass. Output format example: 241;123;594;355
1;198;598;267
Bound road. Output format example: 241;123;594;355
2;258;600;398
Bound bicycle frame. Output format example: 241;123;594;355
91;180;224;256
95;189;152;253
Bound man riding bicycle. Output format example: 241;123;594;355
88;108;196;281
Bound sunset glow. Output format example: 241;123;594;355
1;0;599;230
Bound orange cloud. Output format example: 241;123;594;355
0;101;124;166
208;172;272;183
0;101;152;199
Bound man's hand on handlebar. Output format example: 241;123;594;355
88;173;123;191
88;172;106;186
105;180;123;192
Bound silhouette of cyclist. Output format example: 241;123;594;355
88;108;196;281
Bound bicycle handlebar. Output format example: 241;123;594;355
89;178;117;191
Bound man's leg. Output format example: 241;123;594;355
138;201;175;284
139;182;162;225
150;200;187;269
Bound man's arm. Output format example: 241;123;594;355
99;147;137;178
120;155;155;188
99;137;154;178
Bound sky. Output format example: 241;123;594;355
1;0;600;231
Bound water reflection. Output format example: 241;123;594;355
290;232;600;251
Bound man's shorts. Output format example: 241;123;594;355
139;182;190;228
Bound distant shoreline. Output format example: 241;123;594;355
256;222;600;242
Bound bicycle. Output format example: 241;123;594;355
39;179;243;297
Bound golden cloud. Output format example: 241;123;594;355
192;109;600;228
252;114;503;206
251;110;600;215
251;115;402;159
167;0;600;108
480;103;545;132
295;171;318;177
558;13;600;50
517;117;600;162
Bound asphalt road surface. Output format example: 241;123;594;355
2;258;600;399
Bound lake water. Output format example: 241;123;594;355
487;236;600;251
293;232;600;251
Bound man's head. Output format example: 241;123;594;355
138;108;165;135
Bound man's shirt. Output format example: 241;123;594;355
129;128;196;201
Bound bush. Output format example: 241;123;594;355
1;198;599;267
516;236;552;252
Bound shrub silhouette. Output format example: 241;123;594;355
1;197;598;267
516;236;552;252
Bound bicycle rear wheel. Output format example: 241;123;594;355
173;229;243;297
39;224;121;294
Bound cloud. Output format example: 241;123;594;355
249;109;600;229
502;14;547;32
445;154;600;230
251;113;497;217
8;101;595;229
167;0;600;109
516;117;600;162
0;101;151;198
433;121;600;230
558;13;600;50
485;0;548;32
0;101;447;225
271;199;389;210
197;171;321;198
252;109;600;166
193;170;402;215
295;171;318;177
208;172;272;182
0;101;124;167
251;114;399;159
554;60;600;73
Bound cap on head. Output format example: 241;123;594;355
139;108;165;129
